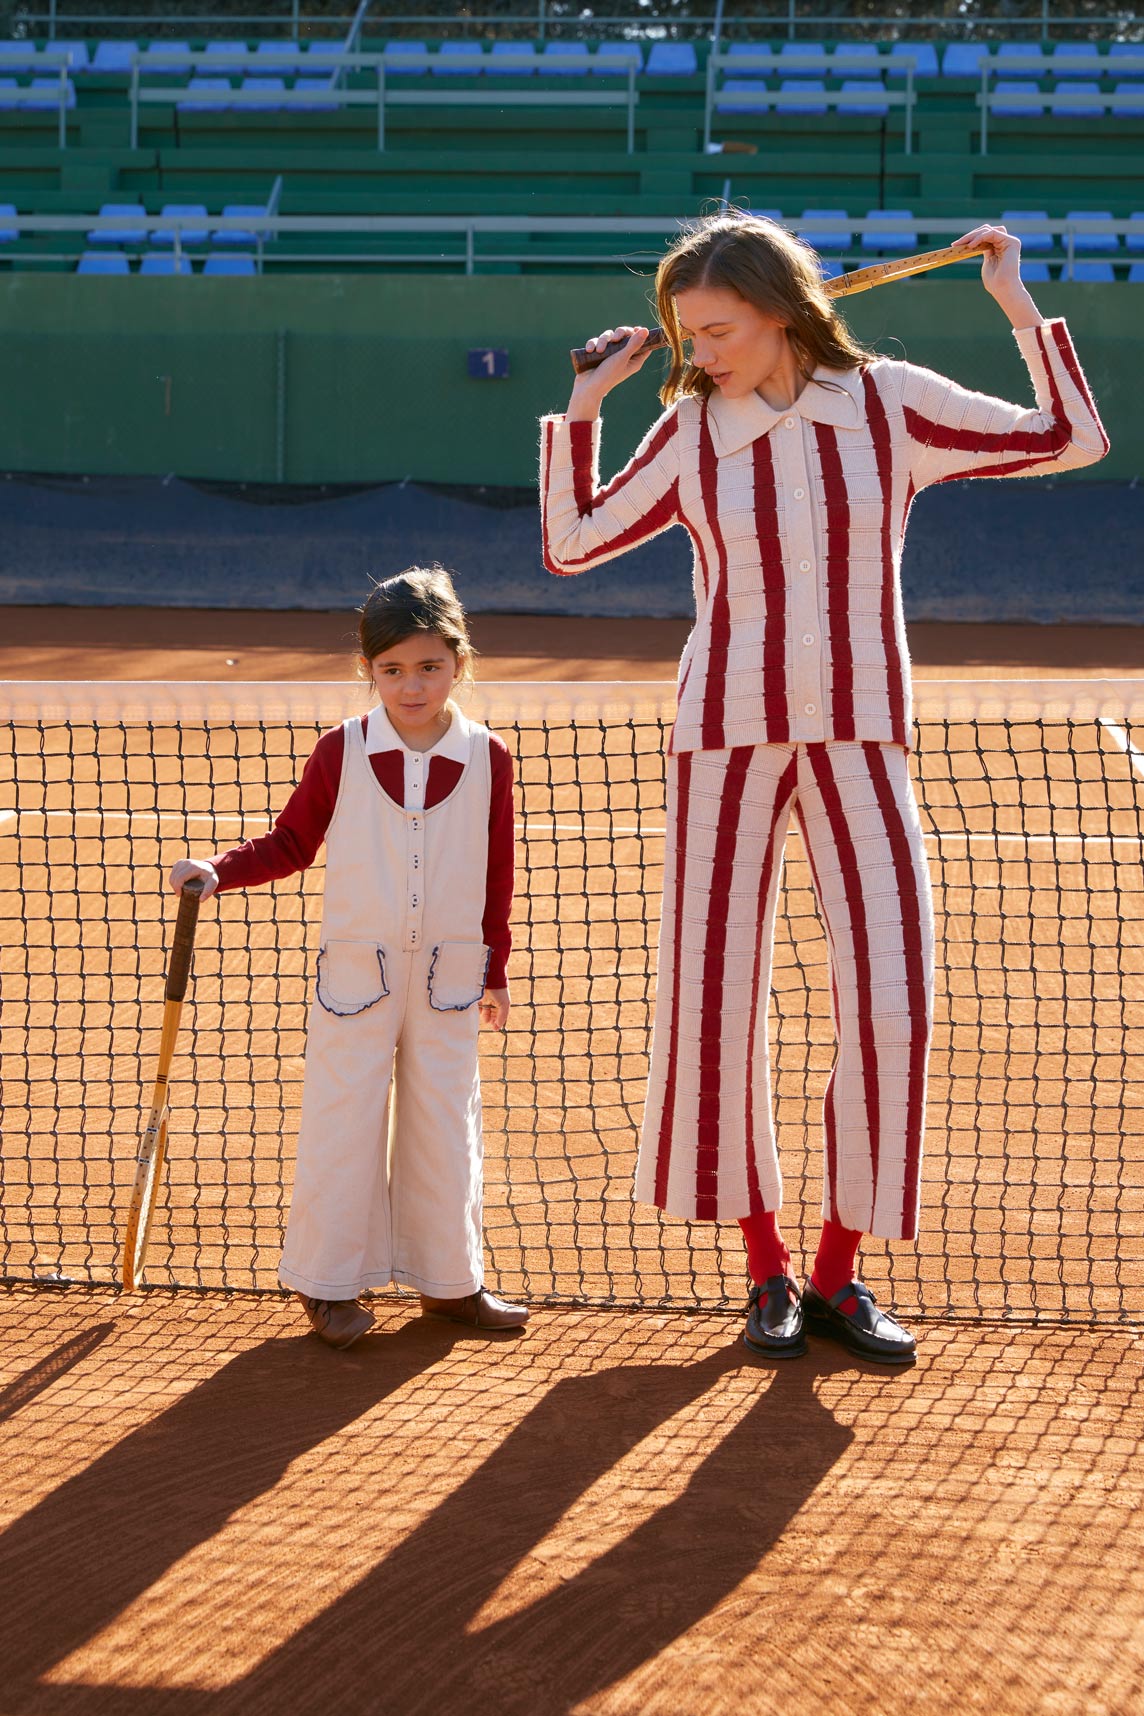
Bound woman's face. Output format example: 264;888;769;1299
364;632;461;740
674;284;792;399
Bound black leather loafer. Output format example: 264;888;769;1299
743;1275;807;1359
802;1279;917;1365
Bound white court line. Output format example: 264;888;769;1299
1099;718;1144;781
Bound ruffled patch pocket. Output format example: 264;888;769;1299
428;941;491;1012
316;940;389;1017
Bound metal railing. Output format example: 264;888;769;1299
11;2;1144;47
704;47;916;150
976;50;1144;152
3;211;1140;276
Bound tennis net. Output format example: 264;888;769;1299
1;678;1142;1323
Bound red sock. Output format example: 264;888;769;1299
811;1219;863;1313
738;1210;792;1286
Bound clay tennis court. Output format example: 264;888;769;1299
2;610;1143;1714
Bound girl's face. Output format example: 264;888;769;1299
364;632;462;742
674;284;792;399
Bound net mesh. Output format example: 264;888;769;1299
2;679;1142;1322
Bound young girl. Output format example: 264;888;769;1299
540;214;1108;1363
169;568;527;1348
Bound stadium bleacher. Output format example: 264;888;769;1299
0;26;1133;282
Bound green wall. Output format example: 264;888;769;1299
0;275;1134;485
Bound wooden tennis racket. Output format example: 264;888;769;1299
122;875;204;1291
569;240;990;371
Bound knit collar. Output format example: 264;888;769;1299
705;363;865;456
365;699;471;765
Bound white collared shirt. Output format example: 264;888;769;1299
365;701;471;813
540;318;1107;753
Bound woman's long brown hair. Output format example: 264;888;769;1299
655;212;874;405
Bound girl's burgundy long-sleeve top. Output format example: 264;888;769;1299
211;716;515;989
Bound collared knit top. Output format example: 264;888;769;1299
540;317;1108;753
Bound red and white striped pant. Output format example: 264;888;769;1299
635;741;934;1239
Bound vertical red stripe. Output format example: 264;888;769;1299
539;418;557;572
807;745;881;1217
814;425;855;741
753;435;789;743
794;799;843;1221
864;743;930;1239
694;748;752;1218
654;752;692;1207
568;418;595;516
744;754;798;1214
1049;321;1109;452
698;405;731;751
862;372;907;749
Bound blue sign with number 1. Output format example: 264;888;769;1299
468;348;510;380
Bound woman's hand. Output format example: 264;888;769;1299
169;858;219;899
478;986;510;1031
567;325;656;422
953;223;1044;329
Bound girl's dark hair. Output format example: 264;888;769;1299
655;212;875;406
358;565;474;685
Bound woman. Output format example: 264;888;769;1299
539;214;1108;1363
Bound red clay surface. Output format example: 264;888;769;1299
2;607;1144;681
0;1289;1141;1716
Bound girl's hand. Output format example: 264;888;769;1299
478;987;510;1031
953;224;1043;327
567;325;655;421
169;858;219;899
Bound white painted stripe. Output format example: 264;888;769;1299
1100;717;1144;781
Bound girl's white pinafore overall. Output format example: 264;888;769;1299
279;705;493;1301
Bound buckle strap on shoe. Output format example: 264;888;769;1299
829;1281;875;1311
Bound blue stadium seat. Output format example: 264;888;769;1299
819;258;846;280
383;41;428;76
240;74;285;110
1112;83;1144;117
179;77;232;113
942;44;990;79
90;41;137;74
211;204;270;246
88;202;147;245
0;202;18;243
837;78;888;116
203;253;257;275
0;44;35;61
1067;210;1118;254
434;42;483;76
541;43;591;75
715;79;768;114
306;42;345;59
778;79;826;114
26;76;76;110
593;43;642;75
256;40;305;64
779;41;826;76
488;42;536;75
0;78;17;110
1021;261;1052;282
800;209;852;252
153;203;209;246
996;42;1036;65
1050;81;1103;118
1126;215;1144;254
889;42;939;79
1109;44;1144;78
51;41;91;73
205;40;249;60
77;252;130;274
1128;263;1144;283
1000;210;1053;253
992;81;1043;117
140;41;191;79
1051;42;1100;78
139;253;193;275
861;210;918;253
645;43;697;76
293;75;338;110
727;43;776;66
1069;261;1115;281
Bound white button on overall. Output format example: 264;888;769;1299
784;416;795;429
804;702;817;715
799;559;811;572
802;634;815;646
794;487;805;500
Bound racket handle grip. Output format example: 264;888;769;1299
167;875;204;1002
570;326;669;374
